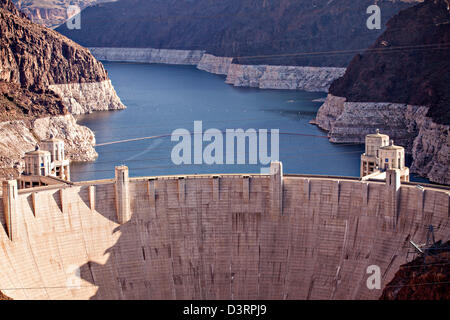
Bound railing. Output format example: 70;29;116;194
10;172;450;193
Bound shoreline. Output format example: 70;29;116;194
88;47;346;93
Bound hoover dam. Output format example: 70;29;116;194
0;162;449;300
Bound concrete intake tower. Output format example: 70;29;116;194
0;162;449;299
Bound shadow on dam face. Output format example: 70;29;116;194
0;168;449;300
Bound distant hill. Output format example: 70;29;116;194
329;0;450;125
56;0;417;67
12;0;116;28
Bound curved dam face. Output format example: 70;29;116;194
0;163;449;300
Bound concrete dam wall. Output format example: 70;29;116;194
0;163;449;300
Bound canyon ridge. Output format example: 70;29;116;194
0;0;125;177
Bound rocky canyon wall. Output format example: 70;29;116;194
48;80;124;114
314;94;450;185
0;1;125;174
89;47;205;66
0;114;97;170
311;1;450;185
197;54;233;75
89;48;346;92
225;64;346;92
0;7;126;115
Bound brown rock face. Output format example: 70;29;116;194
314;1;450;184
380;241;450;300
0;290;12;300
0;3;109;89
0;81;67;121
0;0;123;172
12;1;115;28
0;0;21;15
329;0;450;125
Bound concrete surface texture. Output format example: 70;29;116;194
0;163;448;300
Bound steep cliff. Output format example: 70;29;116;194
314;0;450;185
57;0;416;67
197;54;233;75
226;64;345;91
0;114;97;170
0;0;125;113
0;0;124;173
380;241;450;300
329;0;450;125
0;81;67;121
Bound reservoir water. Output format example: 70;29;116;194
71;62;366;181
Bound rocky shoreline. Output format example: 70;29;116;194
0;79;125;172
0;114;97;171
0;0;126;175
225;64;345;92
311;0;450;186
48;80;125;114
89;47;346;92
89;47;205;66
313;94;450;185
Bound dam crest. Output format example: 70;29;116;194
0;162;449;300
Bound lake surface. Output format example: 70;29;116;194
72;62;367;181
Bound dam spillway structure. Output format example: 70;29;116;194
0;162;449;300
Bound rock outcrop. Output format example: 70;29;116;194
314;0;450;184
329;0;450;126
226;64;345;92
380;241;450;300
0;114;97;169
197;54;233;75
314;95;426;148
410;117;450;184
0;81;67;121
48;80;124;114
314;94;450;185
0;2;125;114
0;0;124;174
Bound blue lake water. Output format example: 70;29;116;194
71;62;368;181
